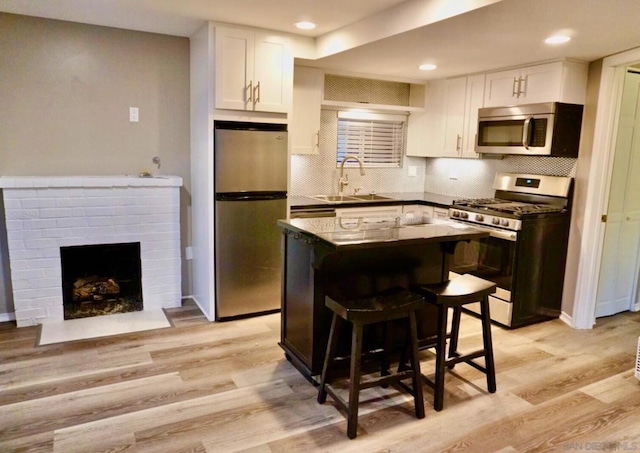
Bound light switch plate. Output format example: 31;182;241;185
129;107;139;122
408;166;417;177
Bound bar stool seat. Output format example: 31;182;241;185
414;274;497;411
317;287;426;439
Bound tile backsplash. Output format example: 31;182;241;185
423;155;578;198
290;108;577;198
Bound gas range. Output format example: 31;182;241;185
448;173;572;231
449;198;567;231
447;172;574;328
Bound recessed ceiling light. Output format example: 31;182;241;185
545;35;571;45
295;21;316;30
419;63;437;71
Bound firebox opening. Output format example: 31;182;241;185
60;242;143;320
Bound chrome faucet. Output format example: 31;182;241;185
338;155;365;196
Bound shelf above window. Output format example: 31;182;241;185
321;100;424;112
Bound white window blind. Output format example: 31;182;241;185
336;111;406;168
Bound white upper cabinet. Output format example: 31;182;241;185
406;85;432;157
410;78;446;157
443;76;468;158
462;74;486;157
483;61;588;107
420;74;485;158
291;67;323;155
215;26;293;113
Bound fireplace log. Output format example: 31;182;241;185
72;277;121;301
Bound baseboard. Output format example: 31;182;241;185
0;312;16;323
559;311;573;327
189;295;214;322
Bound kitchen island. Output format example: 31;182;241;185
277;214;489;381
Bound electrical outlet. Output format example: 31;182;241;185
129;107;139;122
408;166;417;177
185;246;193;260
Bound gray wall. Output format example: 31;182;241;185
0;13;191;316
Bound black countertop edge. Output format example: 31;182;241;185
289;192;460;210
277;217;489;251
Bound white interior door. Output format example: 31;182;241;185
595;70;640;317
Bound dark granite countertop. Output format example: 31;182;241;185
289;192;461;210
277;215;488;250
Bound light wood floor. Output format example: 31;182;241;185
1;301;639;452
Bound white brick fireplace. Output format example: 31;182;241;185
0;176;183;327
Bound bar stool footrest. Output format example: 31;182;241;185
447;350;487;367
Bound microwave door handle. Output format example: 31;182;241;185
522;116;532;150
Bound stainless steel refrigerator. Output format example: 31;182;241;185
214;121;288;320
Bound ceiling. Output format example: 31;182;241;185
2;0;640;81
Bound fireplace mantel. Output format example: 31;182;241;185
0;175;182;189
0;175;183;327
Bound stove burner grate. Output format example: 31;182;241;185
453;198;566;216
453;198;507;207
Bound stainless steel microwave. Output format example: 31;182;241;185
475;102;583;156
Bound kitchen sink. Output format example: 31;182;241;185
311;194;395;203
311;195;360;202
351;194;393;201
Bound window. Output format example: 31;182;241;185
336;111;406;168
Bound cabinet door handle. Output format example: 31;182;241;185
518;75;527;97
456;134;462;152
247;80;253;104
315;130;320;148
253;81;261;109
512;77;519;97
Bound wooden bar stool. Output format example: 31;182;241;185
414;274;497;411
317;287;426;439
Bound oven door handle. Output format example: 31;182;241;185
449;218;518;241
488;228;517;242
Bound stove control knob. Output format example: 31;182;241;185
451;210;460;218
492;218;500;225
460;212;469;219
501;219;510;227
475;214;484;222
